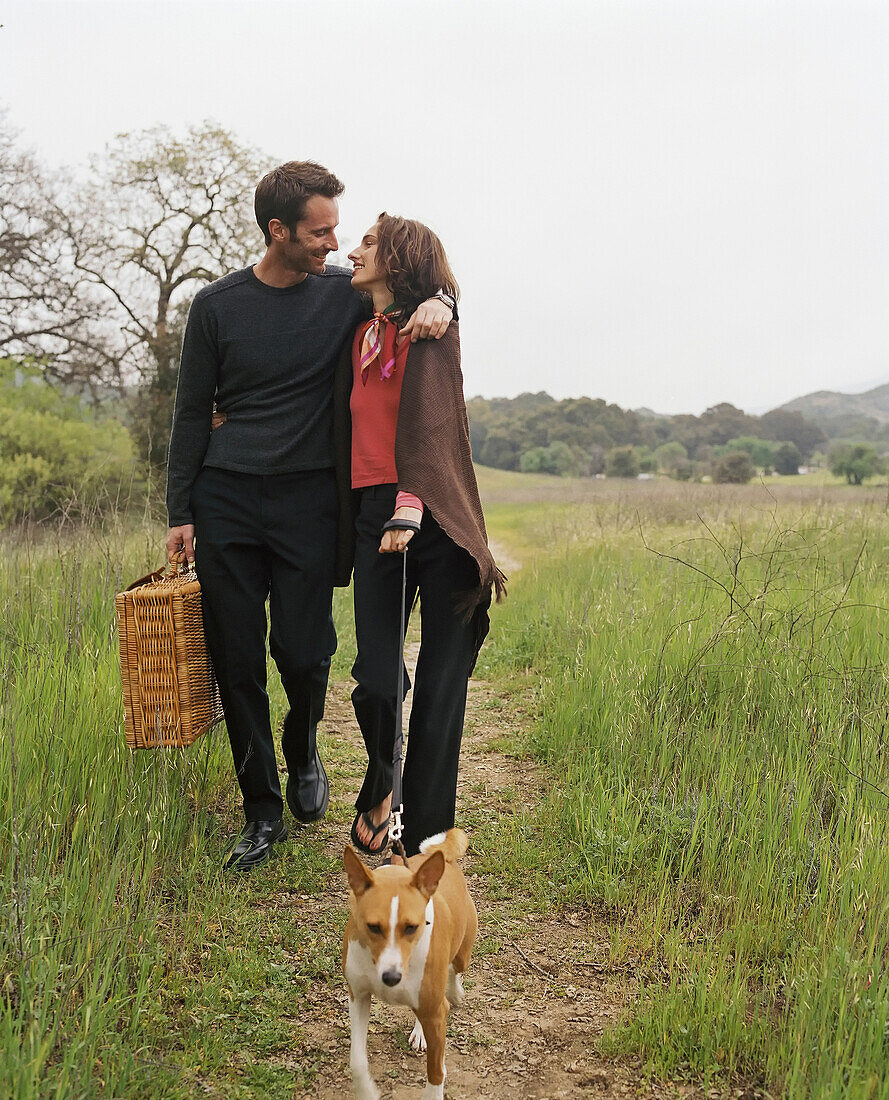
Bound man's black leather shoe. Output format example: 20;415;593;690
223;819;288;872
286;746;330;824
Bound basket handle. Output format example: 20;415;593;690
123;557;194;594
167;552;194;576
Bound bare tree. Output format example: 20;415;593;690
1;119;266;458
0;118;119;392
59;122;265;459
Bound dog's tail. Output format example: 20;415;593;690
419;828;469;863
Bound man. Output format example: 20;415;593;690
165;162;453;871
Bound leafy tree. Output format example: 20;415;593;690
712;451;755;484
773;441;802;475
58;123;265;462
476;427;523;470
0;359;136;521
605;446;639;478
518;447;546;473
721;436;775;469
545;441;577;475
654;440;688;475
668;413;707;459
519;440;577;476
1;122;264;462
636;447;657;473
466;398;491;455
587;444;607;476
758;409;827;461
699;403;753;446
829;442;885;485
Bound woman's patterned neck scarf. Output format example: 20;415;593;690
359;307;402;385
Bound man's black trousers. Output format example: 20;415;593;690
351;485;480;856
192;466;337;822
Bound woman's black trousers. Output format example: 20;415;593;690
351;484;480;855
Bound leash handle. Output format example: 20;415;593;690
382;518;422;535
389;546;408;856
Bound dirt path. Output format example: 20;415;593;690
280;646;708;1100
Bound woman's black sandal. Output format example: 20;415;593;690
350;811;391;856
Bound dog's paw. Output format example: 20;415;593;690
408;1018;427;1052
421;1083;444;1099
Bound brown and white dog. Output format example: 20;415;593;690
342;829;477;1099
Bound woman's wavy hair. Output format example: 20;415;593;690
374;213;459;320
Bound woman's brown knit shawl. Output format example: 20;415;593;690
333;323;506;627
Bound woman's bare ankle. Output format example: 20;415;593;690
356;794;393;848
373;794;392;826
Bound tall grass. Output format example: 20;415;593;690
5;476;889;1096
482;484;889;1097
0;514;228;1096
0;511;353;1098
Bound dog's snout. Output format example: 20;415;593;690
381;969;402;987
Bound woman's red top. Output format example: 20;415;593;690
350;316;423;513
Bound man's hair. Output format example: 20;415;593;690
374;212;459;320
254;161;345;245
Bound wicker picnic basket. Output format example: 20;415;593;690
116;563;224;749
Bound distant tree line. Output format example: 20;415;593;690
467;393;844;481
804;411;889;447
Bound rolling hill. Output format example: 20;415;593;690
777;383;889;424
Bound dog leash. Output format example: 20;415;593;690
381;517;421;864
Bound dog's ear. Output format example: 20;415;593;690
411;849;445;899
344;846;374;896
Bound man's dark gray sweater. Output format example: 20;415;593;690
166;265;365;526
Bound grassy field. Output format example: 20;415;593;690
0;509;371;1099
478;469;889;1097
2;471;889;1097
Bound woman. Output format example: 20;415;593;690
336;213;505;857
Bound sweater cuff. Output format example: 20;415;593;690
395;491;424;514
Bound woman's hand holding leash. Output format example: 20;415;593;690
380;507;422;553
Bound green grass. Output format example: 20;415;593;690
4;474;889;1096
0;516;356;1098
479;479;889;1097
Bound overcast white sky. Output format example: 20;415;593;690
2;0;887;414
